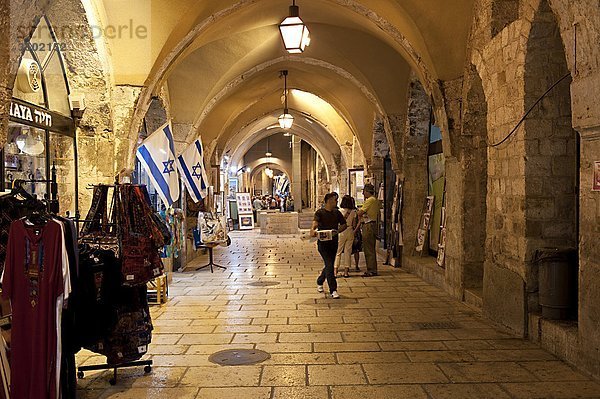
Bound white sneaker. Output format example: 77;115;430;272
317;285;324;293
331;291;340;299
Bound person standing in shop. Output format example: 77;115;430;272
334;195;358;278
253;196;262;222
310;192;347;299
357;183;381;277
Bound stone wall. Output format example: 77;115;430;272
462;0;600;379
112;84;143;175
399;77;430;259
46;0;116;214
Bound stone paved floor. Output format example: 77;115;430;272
77;231;600;398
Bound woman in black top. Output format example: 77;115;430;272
310;193;347;299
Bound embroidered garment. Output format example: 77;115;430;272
2;219;64;399
118;185;166;286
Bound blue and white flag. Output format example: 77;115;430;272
177;139;210;203
136;122;180;206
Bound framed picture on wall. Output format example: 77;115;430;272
4;154;18;170
239;214;254;230
214;192;224;215
593;161;600;191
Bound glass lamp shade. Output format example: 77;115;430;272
15;130;45;156
279;7;310;54
278;111;294;129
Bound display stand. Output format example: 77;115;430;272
75;181;154;385
195;243;227;272
77;360;152;385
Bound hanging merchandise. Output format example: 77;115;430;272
75;182;168;384
0;196;79;399
0;182;47;272
161;208;184;258
79;184;119;256
196;212;229;246
118;184;169;286
0;177;77;398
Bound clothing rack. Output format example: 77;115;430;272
10;163;60;213
12;175;59;213
75;181;153;386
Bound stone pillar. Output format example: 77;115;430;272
370;116;389;194
578;130;600;378
291;135;302;211
368;156;384;191
401;78;431;256
46;0;117;214
386;113;407;175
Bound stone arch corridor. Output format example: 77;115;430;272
76;232;600;399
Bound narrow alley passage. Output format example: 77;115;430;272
77;232;600;399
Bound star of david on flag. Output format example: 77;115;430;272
177;139;210;203
162;160;175;174
136;122;180;206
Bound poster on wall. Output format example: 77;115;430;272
593;161;600;191
415;196;434;254
228;177;238;197
214;192;224;215
437;206;447;268
356;170;364;187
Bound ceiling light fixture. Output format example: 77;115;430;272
278;70;294;129
265;167;274;178
278;0;310;54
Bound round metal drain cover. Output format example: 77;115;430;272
248;281;280;287
209;349;271;366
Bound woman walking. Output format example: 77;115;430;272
310;193;347;299
334;195;358;278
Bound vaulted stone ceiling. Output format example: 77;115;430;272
96;0;475;162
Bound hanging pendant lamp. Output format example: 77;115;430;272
278;70;294;129
265;137;274;178
278;0;310;53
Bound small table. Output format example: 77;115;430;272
195;242;227;272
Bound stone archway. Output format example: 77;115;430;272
523;0;578;313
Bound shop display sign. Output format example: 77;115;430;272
236;192;253;214
236;192;254;230
9;98;74;135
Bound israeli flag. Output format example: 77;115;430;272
177;139;210;203
136;122;180;206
